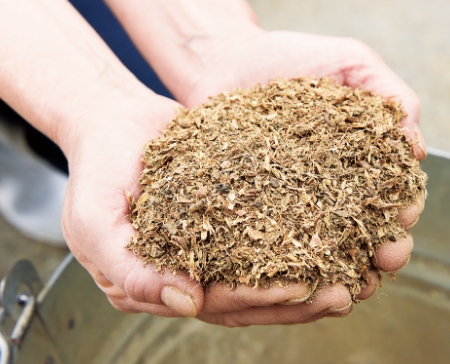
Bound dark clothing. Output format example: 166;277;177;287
70;0;171;98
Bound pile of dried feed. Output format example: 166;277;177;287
127;78;427;300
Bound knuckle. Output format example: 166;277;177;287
122;267;160;304
122;269;143;302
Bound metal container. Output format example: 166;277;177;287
2;150;450;364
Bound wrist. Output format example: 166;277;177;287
105;0;263;102
56;82;170;161
0;0;161;156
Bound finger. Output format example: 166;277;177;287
106;293;188;317
202;281;311;314
372;232;413;272
86;265;179;315
356;269;378;300
85;257;201;317
397;189;426;229
385;82;425;161
409;123;427;161
197;283;351;327
351;69;425;159
119;260;203;317
82;249;203;317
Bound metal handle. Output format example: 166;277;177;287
0;307;12;364
0;260;43;364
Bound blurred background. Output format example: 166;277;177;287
1;0;449;363
248;0;450;152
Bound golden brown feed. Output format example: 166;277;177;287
127;78;427;300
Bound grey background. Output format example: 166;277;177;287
249;0;450;152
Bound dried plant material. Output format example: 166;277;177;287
127;78;427;300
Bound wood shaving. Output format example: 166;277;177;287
127;78;427;300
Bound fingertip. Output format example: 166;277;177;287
107;294;192;317
413;143;427;161
160;272;205;316
397;190;425;229
356;269;378;300
314;283;352;312
392;87;425;161
373;233;413;272
279;293;310;306
315;285;353;318
274;282;312;305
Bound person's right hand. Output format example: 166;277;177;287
60;87;370;325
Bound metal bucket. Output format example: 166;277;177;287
2;150;450;364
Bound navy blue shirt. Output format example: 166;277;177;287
70;0;172;98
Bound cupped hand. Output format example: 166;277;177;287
168;28;426;325
59;88;376;326
61;92;205;317
60;90;347;324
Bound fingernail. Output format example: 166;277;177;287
161;286;198;317
325;301;352;314
279;292;311;306
325;308;353;318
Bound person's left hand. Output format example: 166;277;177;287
165;27;426;326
